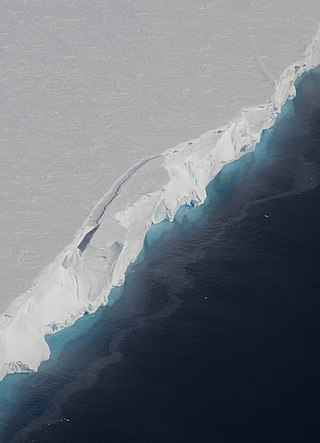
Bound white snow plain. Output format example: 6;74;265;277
1;1;320;380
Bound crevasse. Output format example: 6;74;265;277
0;27;320;382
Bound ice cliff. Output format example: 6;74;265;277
1;27;320;382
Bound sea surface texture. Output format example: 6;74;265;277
1;69;320;442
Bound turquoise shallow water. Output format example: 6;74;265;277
2;67;320;442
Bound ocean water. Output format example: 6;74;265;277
2;68;320;442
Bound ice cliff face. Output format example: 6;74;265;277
0;28;320;382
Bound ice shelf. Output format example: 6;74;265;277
1;3;320;381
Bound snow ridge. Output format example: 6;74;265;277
1;26;320;382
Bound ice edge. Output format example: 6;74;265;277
1;25;320;381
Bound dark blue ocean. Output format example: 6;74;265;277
1;67;320;442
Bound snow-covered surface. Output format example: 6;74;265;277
1;1;320;380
